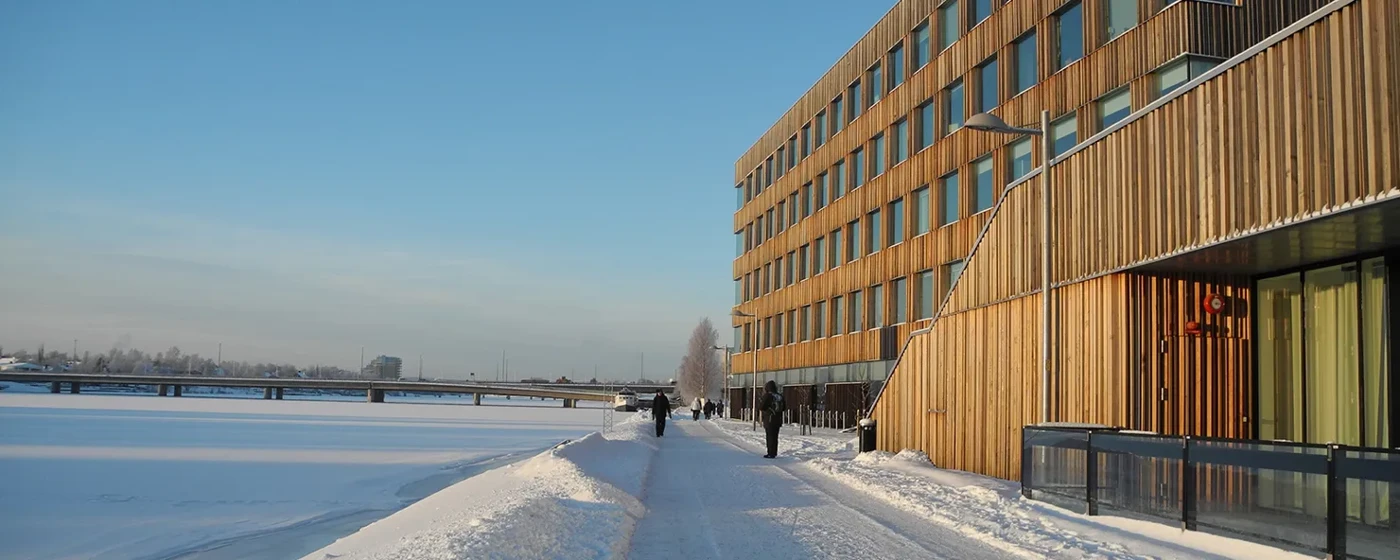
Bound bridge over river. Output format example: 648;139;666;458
0;372;641;407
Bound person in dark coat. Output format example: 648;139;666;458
757;380;785;458
703;399;715;419
652;390;671;437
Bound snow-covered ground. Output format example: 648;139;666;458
311;415;1319;559
0;391;610;559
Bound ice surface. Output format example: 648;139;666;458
0;392;609;559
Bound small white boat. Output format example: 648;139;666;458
613;388;638;412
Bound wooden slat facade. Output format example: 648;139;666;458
863;0;1399;481
730;0;1331;377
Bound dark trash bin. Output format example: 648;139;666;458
858;418;877;453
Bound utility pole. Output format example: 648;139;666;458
418;355;423;381
73;339;77;361
217;343;222;367
360;347;365;377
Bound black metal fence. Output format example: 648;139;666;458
1022;426;1400;560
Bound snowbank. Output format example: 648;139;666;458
711;420;1311;560
305;414;658;560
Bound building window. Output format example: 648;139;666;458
869;63;883;105
832;96;844;134
1056;2;1084;71
815;110;827;148
917;101;936;151
801;306;811;341
776;147;786;179
914;186;931;235
802;183;813;218
1106;0;1137;42
830;228;842;268
871;284;885;328
939;171;960;226
889;43;905;90
892;277;908;324
735;183;743;211
1013;32;1037;94
970;0;992;26
942;260;965;299
1051;114;1077;157
913;22;930;70
977;56;998;112
817;173;829;210
1157;56;1221;97
736;230;744;257
774;256;784;288
786;252;795;285
917;270;935;319
944;80;964;135
814;301;826;338
788;193;799;224
813;237;826;274
735;326;743;350
788;137;797;168
871;133;886;177
802;125;812;159
763;263;772;294
786;310;796;344
972;156;994;213
867;208;882;255
847;220;861;263
834;159;847;198
848;80;862;122
774;313;784;345
894;120;909;164
1098;88;1132;130
939;0;959;52
1010;137;1033;181
799;244;810;280
849;290;864;332
889;197;905;245
765;156;774;186
852;147;866;188
735;278;743;304
832;296;844;335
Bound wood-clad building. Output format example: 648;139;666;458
730;0;1397;480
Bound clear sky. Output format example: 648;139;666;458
0;0;891;380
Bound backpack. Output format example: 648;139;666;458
766;392;786;418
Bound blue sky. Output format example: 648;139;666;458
0;0;890;379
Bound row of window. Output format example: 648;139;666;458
732;261;966;352
734;53;1219;259
736;0;1155;211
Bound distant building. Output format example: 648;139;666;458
364;356;403;380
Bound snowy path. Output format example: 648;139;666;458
625;419;1001;560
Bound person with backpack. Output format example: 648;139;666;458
757;380;785;458
652;390;671;437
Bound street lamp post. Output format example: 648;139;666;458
732;310;758;431
966;109;1052;424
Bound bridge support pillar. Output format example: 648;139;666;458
50;382;61;394
275;388;284;400
69;382;81;394
263;387;274;399
367;388;385;403
158;384;168;396
173;385;182;397
473;393;482;406
563;398;575;408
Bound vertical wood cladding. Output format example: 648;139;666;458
873;0;1398;480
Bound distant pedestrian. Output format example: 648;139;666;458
758;381;785;458
652;390;671;437
691;397;702;421
703;399;715;420
716;401;725;418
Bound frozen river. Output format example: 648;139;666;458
0;388;608;559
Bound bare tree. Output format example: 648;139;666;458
677;318;722;402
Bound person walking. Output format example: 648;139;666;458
690;396;702;421
758;381;785;458
716;401;724;418
652;390;671;437
703;399;715;420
